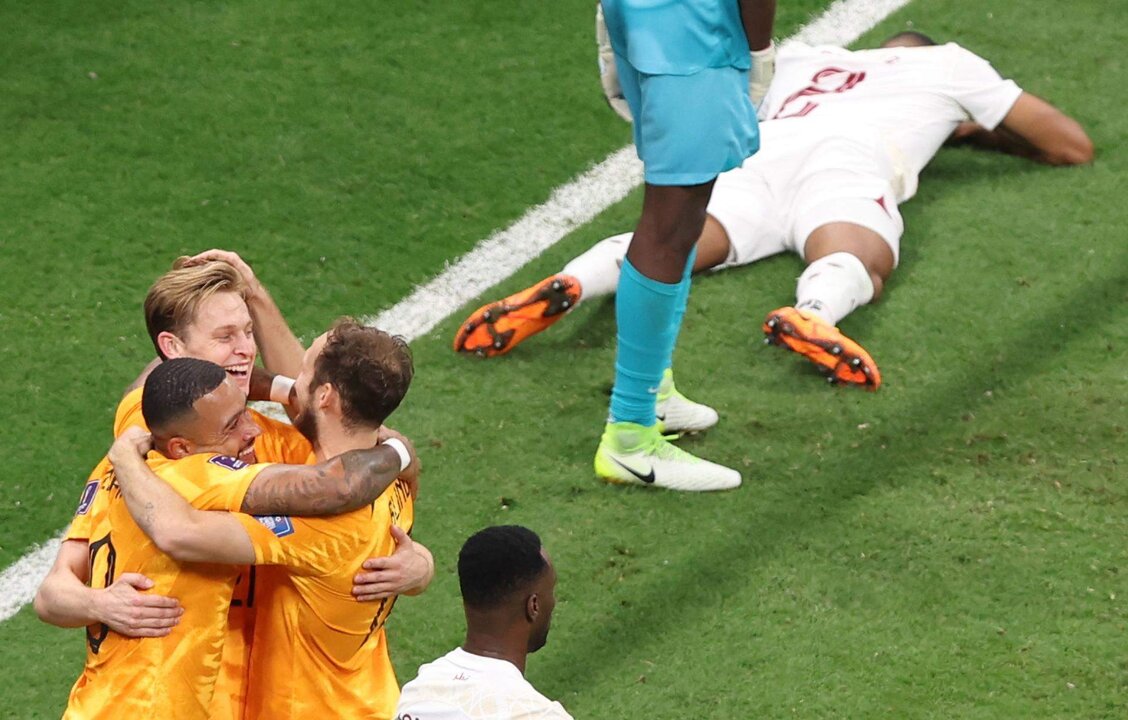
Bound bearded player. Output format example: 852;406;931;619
109;320;424;719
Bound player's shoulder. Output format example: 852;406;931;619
112;386;147;436
931;41;994;68
157;452;261;482
777;40;843;61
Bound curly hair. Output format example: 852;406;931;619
313;318;414;430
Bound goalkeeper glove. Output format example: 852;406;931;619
748;41;776;109
596;3;632;122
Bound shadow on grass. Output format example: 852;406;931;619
536;256;1127;694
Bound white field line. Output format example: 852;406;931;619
0;0;913;623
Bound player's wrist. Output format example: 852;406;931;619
269;374;296;405
87;586;109;625
381;438;412;472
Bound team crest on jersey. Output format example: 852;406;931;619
255;515;295;538
208;455;248;471
75;480;99;516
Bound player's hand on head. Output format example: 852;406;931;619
95;573;184;638
108;427;153;465
596;3;632;122
351;528;433;601
177;249;259;288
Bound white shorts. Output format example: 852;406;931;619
706;120;905;270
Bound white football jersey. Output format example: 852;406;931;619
395;648;574;720
759;42;1024;200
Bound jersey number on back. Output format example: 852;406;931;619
773;67;866;119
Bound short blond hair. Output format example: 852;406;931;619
143;260;248;359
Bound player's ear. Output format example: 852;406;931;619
165;435;193;459
156;331;186;359
525;592;540;623
315;383;336;412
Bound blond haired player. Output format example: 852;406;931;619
455;32;1093;401
38;254;432;717
109;320;423;719
37;258;304;633
62;357;417;719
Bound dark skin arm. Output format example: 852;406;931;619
948;92;1094;166
739;0;776;51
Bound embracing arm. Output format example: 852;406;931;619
34;538;183;636
239;436;417;516
109;430;257;565
109;425;416;564
950;92;1093;165
352;527;435;601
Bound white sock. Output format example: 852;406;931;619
561;232;632;302
794;252;874;325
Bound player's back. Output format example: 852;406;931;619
244;479;415;720
396;648;574;720
63;453;262;720
761;42;1022;199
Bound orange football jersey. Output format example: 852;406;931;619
63;452;273;720
239;479;415;720
63;387;314;719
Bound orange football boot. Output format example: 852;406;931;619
762;306;881;389
454;274;582;357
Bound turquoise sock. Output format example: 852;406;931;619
609;257;683;426
663;247;697;373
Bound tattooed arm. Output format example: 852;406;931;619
107;428;415;564
239;437;415;516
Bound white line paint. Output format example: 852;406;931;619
0;533;63;622
363;146;643;340
0;0;913;624
791;0;914;46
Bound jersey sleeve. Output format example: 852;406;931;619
193;462;270;511
68;389;148;540
233;512;370;577
64;466;109;541
112;387;146;437
250;409;315;464
943;44;1023;131
160;454;271;512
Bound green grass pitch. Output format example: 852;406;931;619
0;0;1125;717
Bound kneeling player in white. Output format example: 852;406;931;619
395;526;572;720
454;31;1092;397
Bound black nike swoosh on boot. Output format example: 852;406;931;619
612;457;655;484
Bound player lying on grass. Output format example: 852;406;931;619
60;355;421;720
108;321;424;720
455;31;1093;398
